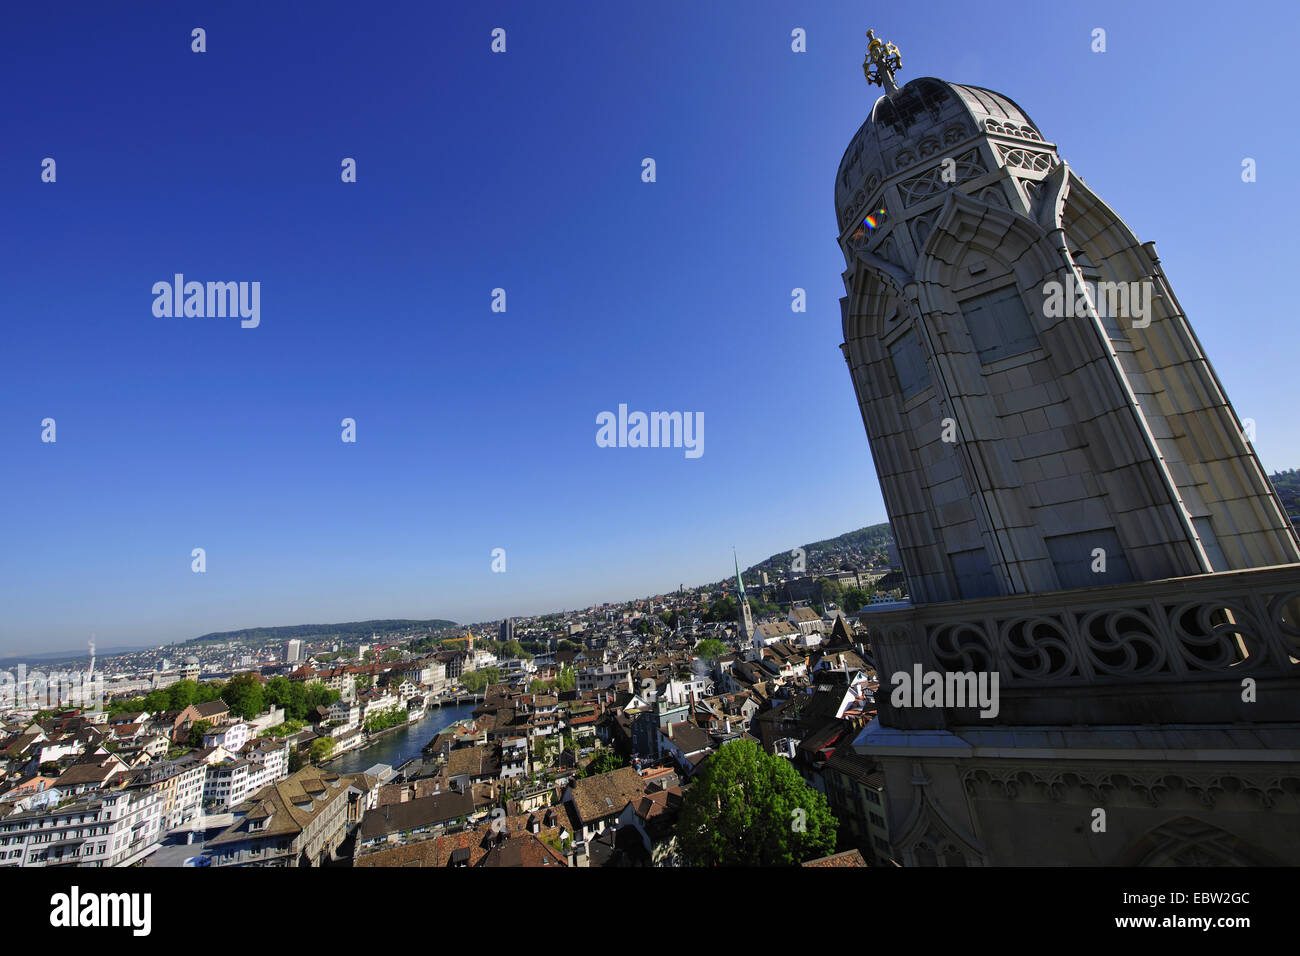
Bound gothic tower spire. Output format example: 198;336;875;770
733;547;754;643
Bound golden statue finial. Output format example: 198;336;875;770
863;30;902;94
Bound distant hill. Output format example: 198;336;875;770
180;618;458;649
743;522;894;583
1269;470;1300;517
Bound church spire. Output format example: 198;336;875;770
733;547;754;643
863;29;903;94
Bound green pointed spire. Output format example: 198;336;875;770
733;548;747;602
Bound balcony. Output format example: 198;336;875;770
861;564;1300;728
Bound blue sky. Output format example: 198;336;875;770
2;1;1297;654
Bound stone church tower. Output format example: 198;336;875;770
734;549;754;643
842;32;1300;865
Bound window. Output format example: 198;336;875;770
888;331;931;400
960;285;1039;364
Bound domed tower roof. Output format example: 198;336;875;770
835;77;1044;234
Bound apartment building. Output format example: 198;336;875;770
0;787;162;868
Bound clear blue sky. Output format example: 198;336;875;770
3;0;1297;655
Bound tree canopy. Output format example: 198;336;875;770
220;673;265;721
842;586;873;614
498;639;532;660
577;749;626;778
816;577;844;608
676;739;837;866
309;737;335;763
187;719;212;746
553;664;576;692
703;596;737;623
109;677;224;717
461;667;501;693
695;638;727;660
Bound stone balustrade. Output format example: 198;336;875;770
861;565;1300;728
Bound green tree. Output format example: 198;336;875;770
841;587;871;614
221;673;265;720
364;708;408;733
553;665;575;693
283;680;310;720
305;680;339;712
500;639;531;660
309;737;335;764
578;749;626;778
676;739;836;866
816;577;844;608
695;638;727;661
187;719;212;747
706;596;737;623
167;679;199;711
461;667;501;693
264;676;293;711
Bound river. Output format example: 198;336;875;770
326;703;476;775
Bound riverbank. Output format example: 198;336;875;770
322;703;476;776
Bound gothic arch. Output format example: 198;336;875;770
1117;816;1278;867
841;249;911;384
916;188;1059;304
894;764;986;866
